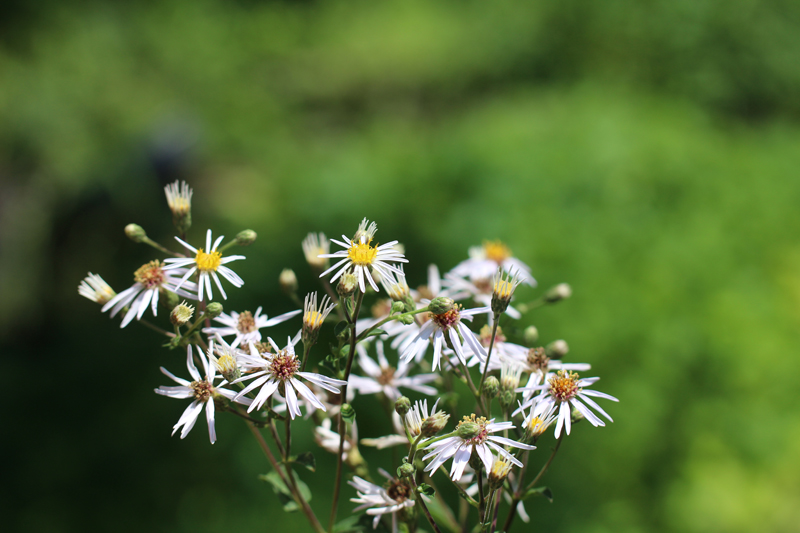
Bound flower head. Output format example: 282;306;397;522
202;306;301;348
303;232;330;269
451;240;535;287
404;398;449;438
349;340;438;402
318;218;408;293
78;273;116;305
302;292;336;344
163;229;245;301
349;471;416;531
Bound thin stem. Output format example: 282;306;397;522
300;340;313;372
482;489;497;531
142;236;183;257
477;466;486;521
328;290;364;532
138;318;175;337
489;487;501;533
409;477;443;533
477;317;500;396
515;297;546;314
355;306;430;343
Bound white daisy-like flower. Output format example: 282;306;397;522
517;370;619;438
202;306;301;348
400;304;491;370
466;325;529;370
154;345;250;444
450;240;535;286
349;470;416;532
318;218;408;293
78;273;116;304
513;347;591;401
164;180;192;219
303;232;330;270
349;340;438;401
422;414;535;481
163;229;245;301
101;260;197;328
518;397;558;440
233;336;347;418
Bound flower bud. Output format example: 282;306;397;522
399;314;415;325
124;224;147;243
457;421;481;440
571;407;585;424
395;396;411;417
499;389;516;409
544;283;572;303
205;302;223;319
420;411;450;438
491;268;522;316
337;273;357;298
428;297;454;315
391;301;405;314
545;339;569;359
397;462;416;478
164;180;192;234
482;376;500;399
523;325;539;345
235;229;257;246
279;269;298;295
170;301;195;326
341;403;356;422
488;458;512;489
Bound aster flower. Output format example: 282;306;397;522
517;370;618;438
302;232;330;270
404;398;449;439
513;347;591;401
349;470;416;532
78;273;116;305
400;304;491;370
202;306;301;348
233;336;347;418
164;180;192;225
422;414;535;481
518;397;558;440
101;260;197;328
302;292;337;344
163;229;245;301
154;345;250;444
443;271;523;320
349;340;438;401
318;218;408;293
450;240;535;286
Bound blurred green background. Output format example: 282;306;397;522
3;1;800;532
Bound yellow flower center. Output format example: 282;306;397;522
347;241;378;266
549;370;581;402
195;248;222;271
526;416;549;436
304;310;325;330
483;240;511;263
133;260;166;289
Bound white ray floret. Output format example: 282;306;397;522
163;229;245;301
101;260;198;328
450;240;535;287
78;273;116;305
154;345;251;444
203;306;301;348
349;340;438;401
318;218;408;293
349;470;416;532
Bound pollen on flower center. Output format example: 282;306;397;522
195;248;222;271
384;478;412;503
133;260;166;289
347;241;378;266
270;350;300;381
456;414;489;445
483;240;511;264
190;379;213;402
549;370;581;402
527;347;549;372
432;305;461;330
377;366;396;386
236;311;257;333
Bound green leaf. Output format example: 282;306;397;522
456;489;479;508
293;451;316;472
523;486;553;503
259;468;313;513
417;483;435;497
365;328;386;338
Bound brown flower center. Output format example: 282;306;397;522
377;366;396;386
527;347;549;372
236;311;257;334
133;260;166;289
456;414;489;445
190;379;213;402
432;306;461;330
270;350;300;381
385;478;412;503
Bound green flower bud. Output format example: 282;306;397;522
499;389;516;409
341;403;356;423
523;325;539;345
482;376;500;399
337;273;357;298
124;224;147;243
279;269;298;295
545;339;569;359
391;301;405;314
205;302;223;319
235;229;257;246
428;297;454;315
397;462;416;478
457;421;481;440
544;283;572;303
420;411;450;438
395;396;412;417
399;314;415;325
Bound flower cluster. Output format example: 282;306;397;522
79;181;619;533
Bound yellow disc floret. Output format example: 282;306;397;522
347;241;378;266
195;248;222;271
483;240;511;263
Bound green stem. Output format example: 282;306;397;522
138;318;175;338
477;316;500;397
142;236;183;257
409;476;442;533
356;306;430;343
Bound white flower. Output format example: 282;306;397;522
400;304;491;370
516;370;619;438
349;340;438;401
349;470;415;532
163;229;245;301
233;336;347;418
78;273;115;304
164;180;192;218
302;232;330;269
315;417;356;460
450;240;535;286
154;345;250;444
513;347;591;402
318;218;408;293
466;325;529;370
203;306;301;348
422;414;535;481
101;260;197;328
518;397;558;439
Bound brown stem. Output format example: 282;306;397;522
409;477;443;533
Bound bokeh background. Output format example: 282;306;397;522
3;1;800;532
